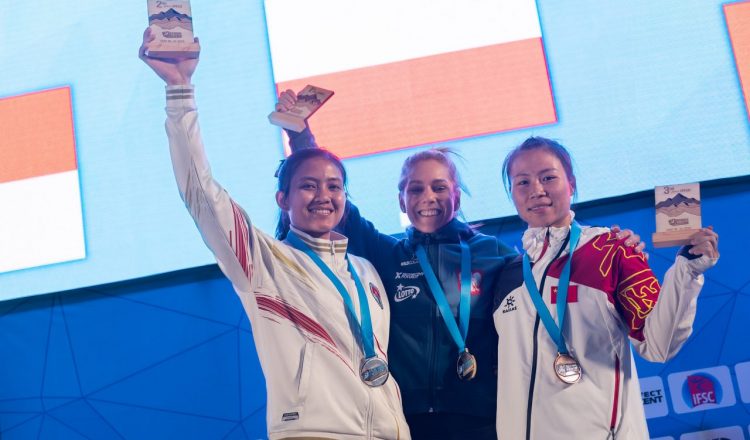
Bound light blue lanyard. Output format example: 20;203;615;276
286;232;375;359
522;222;581;355
415;241;471;352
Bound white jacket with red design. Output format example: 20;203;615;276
492;219;716;439
163;85;409;440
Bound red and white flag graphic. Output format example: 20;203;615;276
0;87;85;273
265;0;557;158
725;1;750;123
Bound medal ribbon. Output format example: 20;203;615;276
522;222;582;355
286;232;375;359
415;241;471;353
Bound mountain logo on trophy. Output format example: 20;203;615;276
655;193;701;221
148;8;193;32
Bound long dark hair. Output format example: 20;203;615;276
274;148;349;240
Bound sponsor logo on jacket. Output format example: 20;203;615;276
394;284;420;302
400;257;419;267
281;411;299;421
501;295;517;314
395;271;423;280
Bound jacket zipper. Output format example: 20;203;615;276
366;385;374;439
525;232;569;440
609;355;621;438
525;316;541;440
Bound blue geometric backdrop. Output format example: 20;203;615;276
1;177;748;439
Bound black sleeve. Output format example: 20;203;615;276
338;201;399;263
286;126;319;152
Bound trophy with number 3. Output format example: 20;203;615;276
652;183;702;248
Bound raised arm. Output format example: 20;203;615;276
340;202;399;263
272;92;396;258
618;228;719;362
139;28;254;291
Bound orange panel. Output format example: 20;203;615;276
725;1;750;122
278;38;556;158
0;87;77;183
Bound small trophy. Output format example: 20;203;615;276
652;183;701;248
145;0;200;59
268;85;334;132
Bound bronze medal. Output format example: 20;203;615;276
457;348;477;381
360;356;389;387
554;352;582;384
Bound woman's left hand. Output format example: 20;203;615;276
688;227;719;259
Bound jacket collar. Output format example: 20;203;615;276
289;226;348;257
405;218;475;247
521;211;575;262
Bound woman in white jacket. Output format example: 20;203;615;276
493;136;719;439
139;29;410;440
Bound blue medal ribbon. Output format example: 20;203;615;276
286;231;375;359
522;222;582;355
415;240;471;353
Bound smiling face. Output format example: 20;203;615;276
398;158;460;233
509;148;575;228
276;157;346;239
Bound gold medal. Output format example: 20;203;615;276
554;352;582;384
457;348;477;381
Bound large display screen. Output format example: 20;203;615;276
1;0;749;300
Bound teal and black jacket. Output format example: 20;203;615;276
343;204;516;420
288;127;516;420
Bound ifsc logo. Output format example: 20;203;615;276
683;373;721;408
667;366;736;414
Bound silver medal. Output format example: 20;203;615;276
457;348;477;381
554;352;582;384
360;356;389;387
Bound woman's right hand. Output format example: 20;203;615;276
138;27;199;86
275;89;297;112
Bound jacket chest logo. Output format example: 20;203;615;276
394;284;420;302
457;270;482;296
369;282;384;309
501;295;518;314
551;285;579;303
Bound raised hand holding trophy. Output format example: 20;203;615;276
145;0;200;59
268;85;334;132
652;183;702;248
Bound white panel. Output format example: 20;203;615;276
0;171;85;274
265;0;541;81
